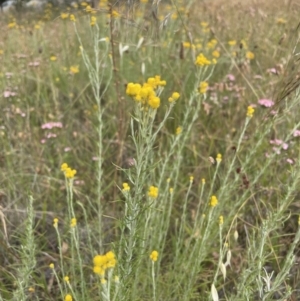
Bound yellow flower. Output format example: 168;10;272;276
80;1;88;6
228;40;236;46
277;18;287;24
201;21;208;27
189;176;194;183
28;287;35;292
216;153;222;163
176;126;182;135
199;81;208;94
64;294;72;301
246;106;255;118
219;215;224;225
64;276;70;283
93;251;117;276
0;50;4;55
212;50;220;58
183;42;191;48
122;182;130;192
126;83;142;97
64;167;77;179
195;53;211;66
201;178;205;184
169;187;174;194
90;16;97;26
111;10;120;18
148;96;160;109
61;12;69;19
208;39;217;48
210;195;218;207
148;186;158;198
49;263;54;269
8;22;17;29
50;55;57;61
246;51;255;60
70;14;76;22
70;218;77;228
150;250;159;262
53;218;58;228
61;163;68;171
240;39;247;49
85;5;92;12
70;65;79;74
168;92;180;103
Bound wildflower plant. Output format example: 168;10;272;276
4;2;300;301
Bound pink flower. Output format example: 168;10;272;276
41;122;63;129
3;90;17;98
286;158;294;164
28;61;40;67
270;139;283;146
258;99;274;107
227;74;235;81
270;139;288;154
46;133;57;138
293;130;300;137
267;68;278;74
282;143;288;150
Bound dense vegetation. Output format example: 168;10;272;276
1;0;300;300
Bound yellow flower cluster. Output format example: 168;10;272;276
64;294;72;301
126;76;166;109
210;195;218;207
216;153;222;163
111;10;120;18
199;81;208;94
207;39;217;49
122;182;130;192
90;16;97;26
195;53;212;66
61;163;77;179
219;215;224;225
93;251;117;277
150;250;159;262
70;65;79;74
70;217;77;228
246;106;255;118
8;22;17;29
70;14;76;22
53;218;58;228
212;50;220;58
176;126;182;135
168;92;180;103
228;40;236;46
61;12;69;19
148;186;159;198
246;51;255;60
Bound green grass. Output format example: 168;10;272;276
1;0;300;300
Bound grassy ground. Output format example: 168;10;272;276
1;0;300;300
